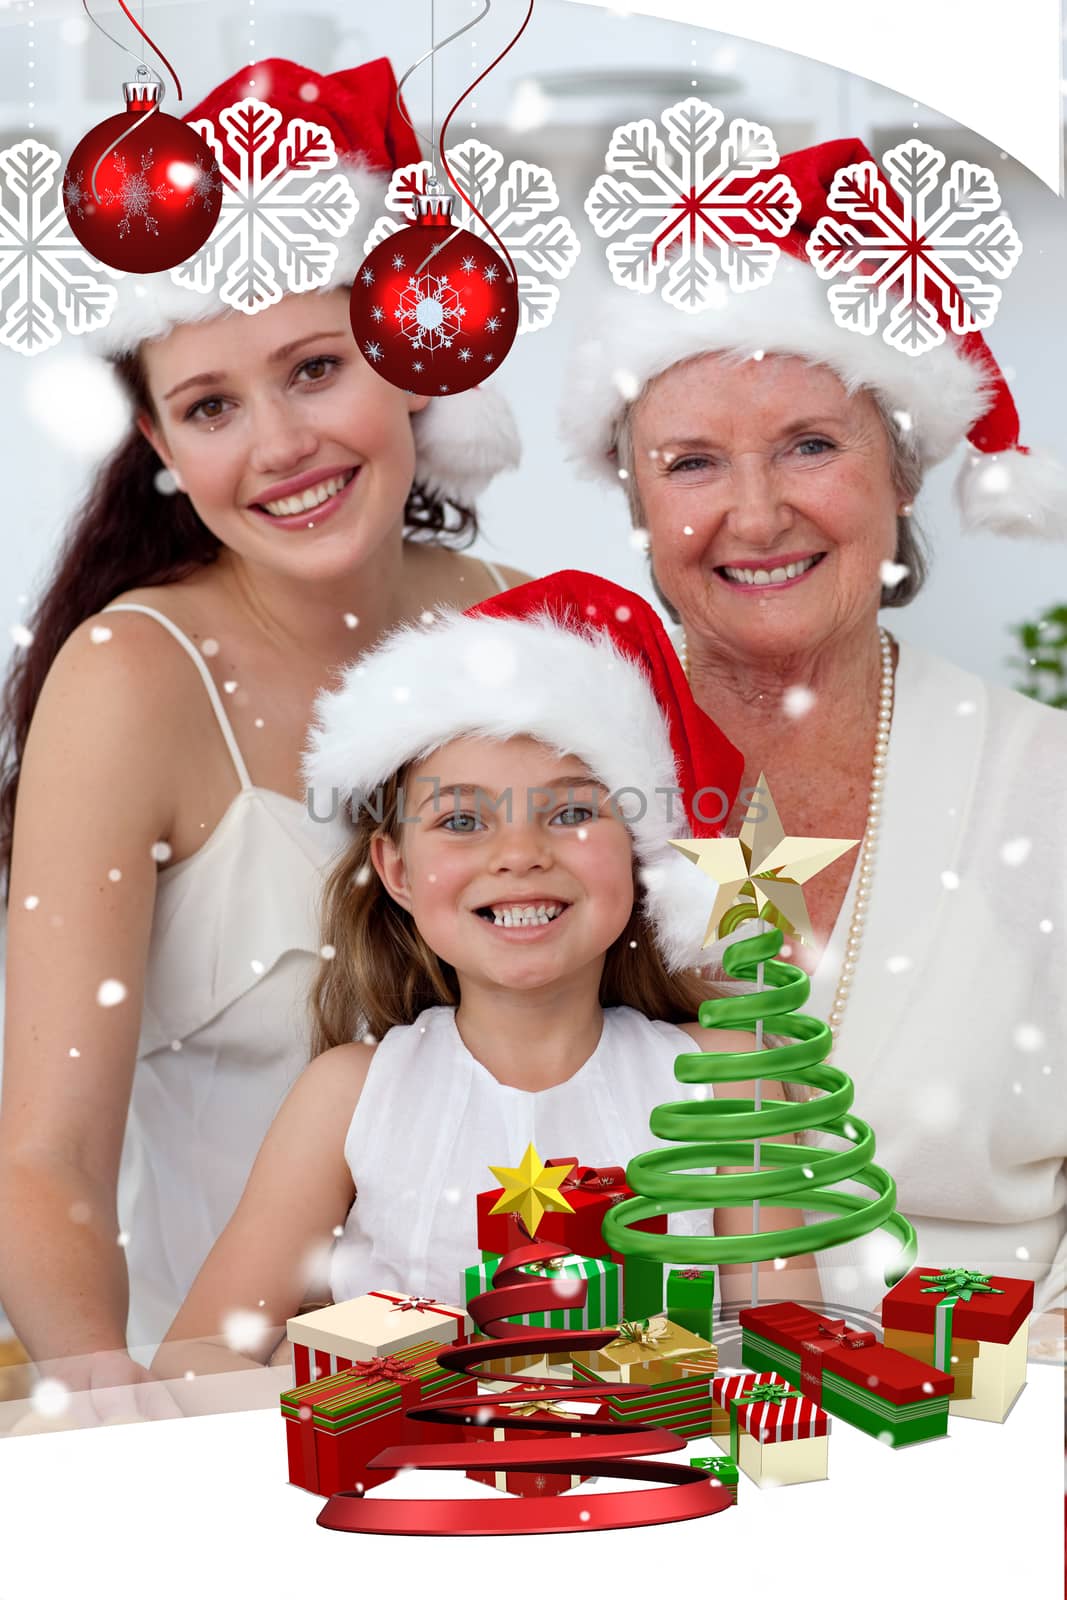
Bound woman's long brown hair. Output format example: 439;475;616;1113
310;765;723;1057
0;353;478;901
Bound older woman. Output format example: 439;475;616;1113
0;57;528;1405
564;140;1066;1349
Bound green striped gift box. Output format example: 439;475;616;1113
460;1252;622;1330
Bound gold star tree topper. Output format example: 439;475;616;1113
487;1144;576;1238
671;771;859;950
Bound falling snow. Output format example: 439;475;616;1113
1013;1023;1044;1052
222;1308;269;1353
150;841;173;863
783;685;816;718
879;560;909;588
31;1378;70;1419
97;979;127;1007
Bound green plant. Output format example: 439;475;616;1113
1007;604;1067;709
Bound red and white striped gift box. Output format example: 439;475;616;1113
712;1370;830;1443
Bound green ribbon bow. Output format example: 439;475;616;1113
729;1380;795;1459
919;1269;1004;1304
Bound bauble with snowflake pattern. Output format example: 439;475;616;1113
349;192;519;397
63;78;223;273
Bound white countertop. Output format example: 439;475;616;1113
0;1362;1061;1600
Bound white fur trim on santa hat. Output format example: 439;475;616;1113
561;257;992;484
412;384;521;504
89;157;388;359
956;445;1067;539
302;606;720;971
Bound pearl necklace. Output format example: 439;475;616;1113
679;627;895;1044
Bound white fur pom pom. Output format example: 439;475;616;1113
412;385;521;504
957;447;1067;540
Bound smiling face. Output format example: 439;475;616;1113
136;288;429;585
370;735;636;998
630;352;901;664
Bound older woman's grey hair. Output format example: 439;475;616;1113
612;372;929;614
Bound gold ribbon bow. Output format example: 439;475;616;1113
608;1315;669;1351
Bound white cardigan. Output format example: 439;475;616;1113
777;639;1067;1317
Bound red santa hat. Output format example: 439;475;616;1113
302;569;744;972
563;137;1065;540
94;57;519;504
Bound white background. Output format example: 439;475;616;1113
0;3;1063;1589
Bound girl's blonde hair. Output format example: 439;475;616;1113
310;761;724;1055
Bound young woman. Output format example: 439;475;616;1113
0;57;528;1406
153;572;822;1383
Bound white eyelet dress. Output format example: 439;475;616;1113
328;1004;715;1308
105;603;354;1359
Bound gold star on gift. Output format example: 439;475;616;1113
487;1144;576;1238
671;771;859;949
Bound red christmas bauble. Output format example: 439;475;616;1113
349;204;519;396
63;81;223;274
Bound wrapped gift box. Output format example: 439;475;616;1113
713;1370;829;1488
690;1453;738;1505
592;1376;726;1441
667;1268;716;1343
466;1407;591;1497
287;1291;471;1386
570;1317;713;1383
881;1268;1033;1422
740;1302;954;1447
280;1340;475;1497
461;1252;622;1331
477;1158;666;1265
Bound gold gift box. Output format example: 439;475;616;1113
882;1327;978;1400
577;1317;715;1383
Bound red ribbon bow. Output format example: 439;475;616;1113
352;1356;414;1384
387;1296;437;1315
816;1317;877;1350
560;1164;626;1193
680;1268;709;1281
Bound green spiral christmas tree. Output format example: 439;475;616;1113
602;775;917;1293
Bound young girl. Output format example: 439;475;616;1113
0;54;527;1402
154;571;821;1382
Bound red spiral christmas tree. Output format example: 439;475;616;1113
316;1239;732;1536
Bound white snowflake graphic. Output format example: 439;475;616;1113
364;340;383;361
174;98;360;315
365;140;580;333
583;97;801;313
101;148;168;239
395;273;464;351
806;139;1023;356
360;264;374;285
0;139;120;357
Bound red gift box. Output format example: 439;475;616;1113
466;1411;591;1498
477;1157;666;1264
280;1341;475;1497
881;1267;1034;1344
740;1303;955;1407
